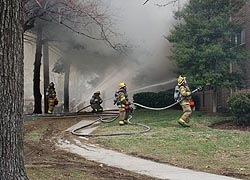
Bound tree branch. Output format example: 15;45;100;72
143;0;178;6
143;0;150;5
155;0;178;7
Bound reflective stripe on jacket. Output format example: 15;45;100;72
90;95;103;105
116;89;128;107
179;85;191;106
47;87;56;99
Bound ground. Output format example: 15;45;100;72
210;120;250;131
24;117;159;180
24;115;249;180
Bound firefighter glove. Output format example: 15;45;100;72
186;92;191;96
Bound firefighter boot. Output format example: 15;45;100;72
178;118;190;127
119;120;125;126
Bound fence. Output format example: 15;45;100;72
196;88;231;113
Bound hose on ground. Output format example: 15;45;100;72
77;104;91;113
71;114;151;137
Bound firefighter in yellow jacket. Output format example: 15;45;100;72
46;82;58;114
90;91;103;112
114;82;130;125
177;75;192;127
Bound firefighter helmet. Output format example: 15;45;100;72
49;82;54;87
94;91;100;94
177;75;186;86
119;82;126;88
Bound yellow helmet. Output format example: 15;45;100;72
119;82;126;88
177;75;186;86
94;91;100;94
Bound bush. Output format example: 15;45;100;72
133;89;181;110
228;91;250;125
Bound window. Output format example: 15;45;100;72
234;29;246;46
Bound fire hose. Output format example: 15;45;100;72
77;104;91;113
133;101;180;111
133;86;202;111
71;86;201;136
71;112;151;137
72;100;151;136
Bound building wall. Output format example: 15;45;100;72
234;2;250;89
197;2;250;112
24;33;64;114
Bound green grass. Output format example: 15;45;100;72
91;109;250;179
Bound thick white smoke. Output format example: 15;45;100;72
24;0;188;111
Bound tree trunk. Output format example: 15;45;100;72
33;27;43;114
0;1;29;179
64;64;70;112
43;41;49;113
212;88;217;113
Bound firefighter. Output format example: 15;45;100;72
177;75;192;127
90;91;103;113
46;82;58;114
114;82;130;125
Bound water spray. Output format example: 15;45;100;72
129;79;176;93
75;78;177;112
102;78;177;102
72;69;118;111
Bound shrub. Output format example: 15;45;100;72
228;90;250;125
133;89;181;110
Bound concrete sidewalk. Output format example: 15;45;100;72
56;120;242;180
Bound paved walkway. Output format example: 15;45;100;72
56;120;242;180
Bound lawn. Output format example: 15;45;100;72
90;109;250;180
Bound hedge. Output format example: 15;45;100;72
133;89;181;110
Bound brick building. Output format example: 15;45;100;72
234;1;250;88
196;2;250;112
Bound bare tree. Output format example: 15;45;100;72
0;0;29;179
33;25;43;114
23;0;125;114
143;0;178;6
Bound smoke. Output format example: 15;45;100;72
24;0;188;110
67;0;184;109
